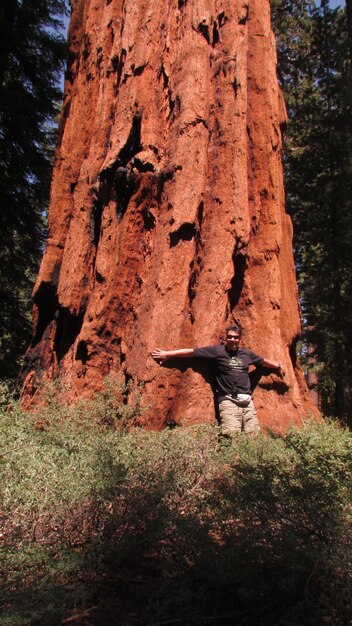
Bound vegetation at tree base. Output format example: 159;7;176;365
271;0;352;424
0;386;351;626
0;0;67;380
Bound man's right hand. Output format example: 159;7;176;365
151;348;170;363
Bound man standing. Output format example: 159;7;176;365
151;325;284;435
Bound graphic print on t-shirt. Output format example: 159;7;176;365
228;355;244;370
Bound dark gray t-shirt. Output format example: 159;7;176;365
193;345;264;398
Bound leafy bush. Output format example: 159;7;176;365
0;392;351;626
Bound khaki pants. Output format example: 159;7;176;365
218;398;260;435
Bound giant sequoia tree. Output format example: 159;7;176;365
0;0;67;379
20;0;318;430
272;0;352;423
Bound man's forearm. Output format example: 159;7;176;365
165;349;195;358
151;348;195;362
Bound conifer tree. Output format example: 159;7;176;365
0;0;67;380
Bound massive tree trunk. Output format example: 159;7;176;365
20;0;319;431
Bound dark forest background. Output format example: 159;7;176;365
0;0;351;423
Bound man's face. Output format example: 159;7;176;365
225;331;241;350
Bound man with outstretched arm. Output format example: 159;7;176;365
151;324;284;435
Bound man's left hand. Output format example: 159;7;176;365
276;364;285;378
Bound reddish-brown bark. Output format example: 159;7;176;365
21;0;319;430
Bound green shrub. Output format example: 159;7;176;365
0;395;351;626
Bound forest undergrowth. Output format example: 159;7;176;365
1;381;351;626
